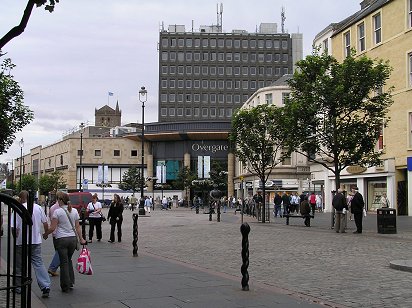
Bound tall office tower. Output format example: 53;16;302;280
158;20;303;122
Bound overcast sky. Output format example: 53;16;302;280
0;0;361;165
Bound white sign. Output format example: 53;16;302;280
156;165;166;184
197;156;210;179
98;165;109;184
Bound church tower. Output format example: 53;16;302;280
95;101;122;127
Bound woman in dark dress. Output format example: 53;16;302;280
107;194;124;243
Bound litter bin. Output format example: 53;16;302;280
377;208;396;234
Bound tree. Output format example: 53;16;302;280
229;104;288;223
284;51;393;193
208;160;228;192
174;166;196;203
0;58;34;154
0;0;59;50
118;166;144;196
18;174;38;192
38;171;66;195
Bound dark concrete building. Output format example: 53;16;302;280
158;22;303;122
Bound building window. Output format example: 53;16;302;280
194;108;200;117
114;150;120;157
161;94;167;102
409;52;412;87
282;152;291;165
373;13;381;44
94;149;101;157
186;38;192;47
161;38;168;47
131;150;138;157
265;93;273;105
77;149;83;157
178;38;184;47
409;0;412;28
202;108;208;117
185;108;192;116
177;108;183;116
358;23;365;52
344;31;351;57
202;66;208;75
161;108;167;116
377;123;384;151
282;92;290;105
169;108;175;116
210;108;216;117
323;39;329;54
194;66;200;75
219;108;225;117
282;40;288;49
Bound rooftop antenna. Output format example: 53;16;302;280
281;6;286;33
217;3;223;33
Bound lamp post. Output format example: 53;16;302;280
79;122;85;191
138;86;147;215
19;138;24;192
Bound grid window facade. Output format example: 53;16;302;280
158;31;295;122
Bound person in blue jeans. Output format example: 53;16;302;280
273;192;283;217
48;191;65;276
12;191;51;298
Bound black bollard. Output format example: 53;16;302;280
217;201;221;222
81;208;86;240
132;213;138;257
240;222;250;291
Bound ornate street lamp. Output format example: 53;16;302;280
19;138;24;192
138;86;147;215
79;122;85;191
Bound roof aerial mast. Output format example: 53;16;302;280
281;6;286;33
217;3;223;33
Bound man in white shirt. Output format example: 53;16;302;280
11;190;51;297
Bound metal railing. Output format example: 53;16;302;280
0;192;33;308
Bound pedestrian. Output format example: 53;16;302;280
162;196;168;210
281;191;290;216
87;193;103;242
347;192;354;221
299;195;311;227
222;196;228;213
144;195;152;213
253;191;263;218
309;192;317;215
11;191;51;297
47;191;65;277
332;189;347;233
43;192;87;292
351;187;365;234
107;194;124;243
380;192;390;208
273;192;282;217
316;194;323;212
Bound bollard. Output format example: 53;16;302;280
217;201;221;222
132;213;138;257
196;205;199;214
81;208;86;240
240;222;250;291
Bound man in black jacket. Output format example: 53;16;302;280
351;187;365;234
332;189;347;233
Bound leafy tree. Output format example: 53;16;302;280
118;166;144;195
209;160;228;192
38;171;66;195
174;166;196;202
284;51;393;192
0;58;34;154
17;174;38;192
0;0;59;50
229;104;288;223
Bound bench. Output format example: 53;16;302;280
284;214;314;226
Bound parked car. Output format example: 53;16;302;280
68;192;93;221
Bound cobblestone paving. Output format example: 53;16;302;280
129;208;412;308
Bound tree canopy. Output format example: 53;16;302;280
0;0;59;50
284;51;393;191
118;166;144;195
229;104;287;222
38;171;66;195
0;58;34;154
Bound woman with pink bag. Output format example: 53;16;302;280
43;193;86;292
